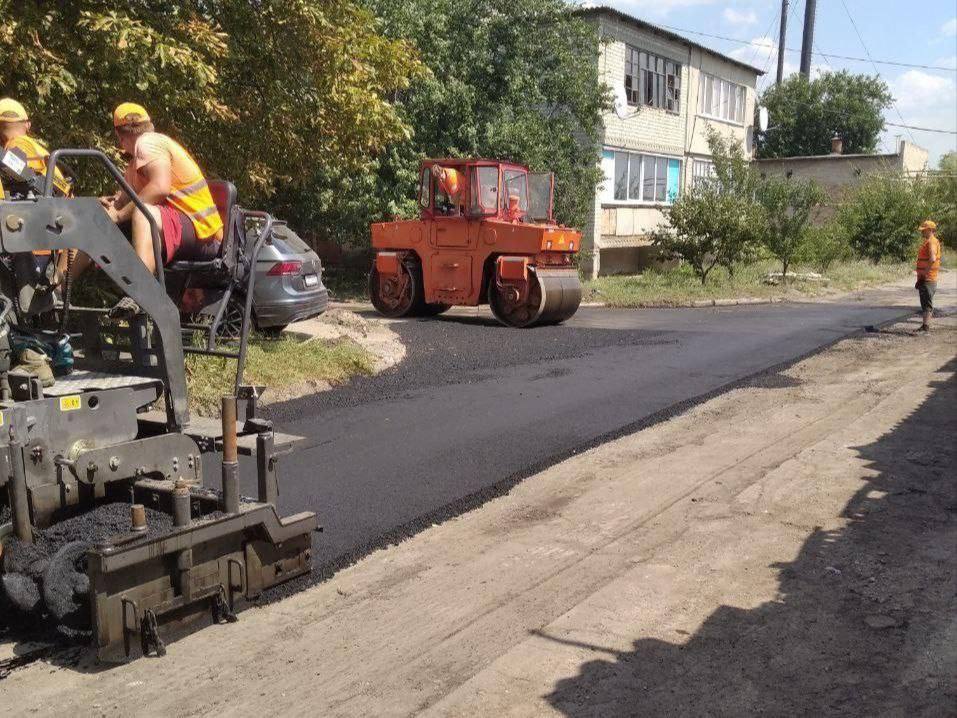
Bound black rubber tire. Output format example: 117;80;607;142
369;261;420;318
43;540;92;631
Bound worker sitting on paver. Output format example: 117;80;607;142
915;220;941;333
432;165;464;216
72;103;224;314
0;97;72;199
0;98;76;285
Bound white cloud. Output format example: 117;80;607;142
885;69;957;164
942;17;957;36
934;56;957;70
723;8;758;27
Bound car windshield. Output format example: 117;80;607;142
501;169;529;213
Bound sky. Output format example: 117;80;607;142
579;0;957;164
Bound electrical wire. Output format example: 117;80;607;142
884;122;957;135
836;0;918;146
652;21;957;72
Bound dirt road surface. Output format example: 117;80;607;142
2;308;954;715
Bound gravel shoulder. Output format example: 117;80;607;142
3;311;953;716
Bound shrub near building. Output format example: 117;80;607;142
837;173;929;264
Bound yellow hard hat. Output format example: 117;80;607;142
112;102;150;128
0;98;29;123
919;220;937;231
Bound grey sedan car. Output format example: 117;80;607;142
252;221;329;332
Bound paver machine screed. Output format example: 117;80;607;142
0;148;315;661
369;159;582;328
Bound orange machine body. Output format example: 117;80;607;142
371;159;580;309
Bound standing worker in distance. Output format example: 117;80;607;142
915;220;941;333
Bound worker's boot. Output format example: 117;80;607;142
13;348;55;387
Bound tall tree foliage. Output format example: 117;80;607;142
360;0;608;232
0;0;421;206
756;71;892;158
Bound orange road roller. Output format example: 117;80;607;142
369;159;582;327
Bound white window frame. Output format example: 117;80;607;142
697;72;747;125
624;45;681;114
602;148;683;206
691;158;717;190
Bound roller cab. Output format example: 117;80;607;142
370;159;582;327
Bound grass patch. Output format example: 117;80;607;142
186;334;376;415
585;260;914;308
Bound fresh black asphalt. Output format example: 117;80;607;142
235;299;912;590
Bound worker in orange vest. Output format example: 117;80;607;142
915;220;941;332
431;165;464;215
0;98;71;198
0;98;73;286
77;103;224;315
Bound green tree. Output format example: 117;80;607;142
706;129;762;275
802;221;852;274
756;71;892;158
756;176;825;279
654;131;762;285
837;173;928;263
927;152;957;250
0;0;421;209
361;0;608;232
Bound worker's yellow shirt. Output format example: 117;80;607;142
125;132;223;240
916;235;941;282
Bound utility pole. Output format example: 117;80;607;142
800;0;816;78
776;0;789;84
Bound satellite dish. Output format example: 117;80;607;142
758;106;770;133
613;85;630;120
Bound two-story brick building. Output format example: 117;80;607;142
577;6;764;277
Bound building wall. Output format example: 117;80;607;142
580;11;760;277
753;141;930;222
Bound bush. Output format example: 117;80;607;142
927;152;956;250
802;222;852;274
655;129;762;284
837;173;928;263
756;176;826;278
655;187;763;285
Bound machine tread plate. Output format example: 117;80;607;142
42;371;162;396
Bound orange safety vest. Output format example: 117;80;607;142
3;134;71;196
168;173;223;241
133;133;223;241
916;235;941;282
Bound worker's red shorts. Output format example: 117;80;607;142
157;203;220;264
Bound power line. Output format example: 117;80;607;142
885;122;957;135
836;0;917;146
653;22;957;72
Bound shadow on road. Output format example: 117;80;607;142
542;360;956;717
